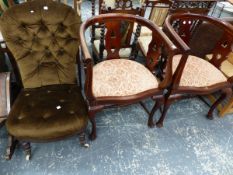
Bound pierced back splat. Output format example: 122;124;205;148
104;21;125;60
146;32;163;72
210;33;233;68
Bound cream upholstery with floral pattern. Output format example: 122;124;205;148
93;40;132;58
92;59;159;97
138;35;152;56
173;55;228;87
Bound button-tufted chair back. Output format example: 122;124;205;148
0;0;81;88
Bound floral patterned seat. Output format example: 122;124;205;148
93;59;159;97
173;55;227;87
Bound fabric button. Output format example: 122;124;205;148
60;99;65;103
25;93;30;96
69;110;75;114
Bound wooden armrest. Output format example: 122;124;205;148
0;72;10;118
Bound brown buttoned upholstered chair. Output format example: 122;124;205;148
0;0;89;160
80;13;178;140
150;13;233;128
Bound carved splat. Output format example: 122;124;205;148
146;33;164;71
102;21;126;59
210;33;233;68
172;19;201;45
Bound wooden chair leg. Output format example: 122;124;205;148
79;132;89;148
5;135;18;160
21;142;31;161
148;100;163;128
207;88;232;120
88;109;97;141
156;101;171;128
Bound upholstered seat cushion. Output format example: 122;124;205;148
173;55;228;87
93;40;132;58
6;85;88;140
93;59;159;97
138;35;152;56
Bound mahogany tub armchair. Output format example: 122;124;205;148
189;16;233;116
80;13;178;140
0;0;89;160
151;13;233;127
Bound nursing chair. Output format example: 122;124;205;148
0;0;89;160
150;13;233;127
80;13;177;140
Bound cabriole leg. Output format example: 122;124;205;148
156;98;172;128
148;101;162;128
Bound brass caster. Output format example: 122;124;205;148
83;143;90;148
5;148;11;160
25;154;31;161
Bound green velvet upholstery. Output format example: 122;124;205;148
0;0;81;88
6;85;88;141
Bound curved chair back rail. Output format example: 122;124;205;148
164;13;233;88
80;13;177;104
0;0;81;89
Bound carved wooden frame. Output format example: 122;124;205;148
170;0;217;15
80;13;177;140
152;13;233;128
